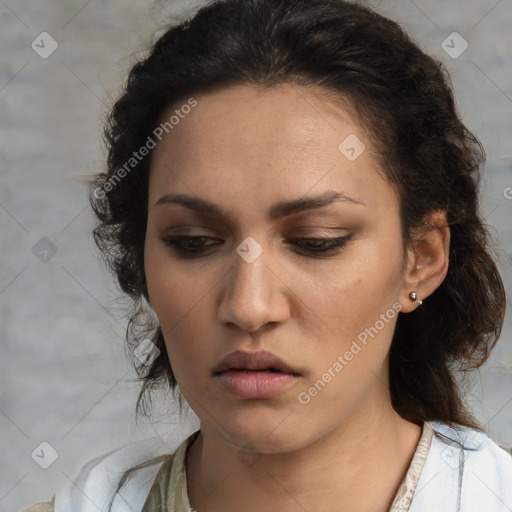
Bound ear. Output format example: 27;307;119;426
399;210;450;313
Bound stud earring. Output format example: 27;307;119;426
409;291;423;306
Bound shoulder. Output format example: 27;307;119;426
428;419;512;466
410;420;512;511
52;436;185;512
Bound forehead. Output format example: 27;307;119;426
153;83;368;159
148;83;395;217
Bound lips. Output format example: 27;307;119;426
212;350;299;376
213;350;301;399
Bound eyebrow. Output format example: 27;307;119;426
154;190;366;219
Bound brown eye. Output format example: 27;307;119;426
162;235;223;257
161;234;352;259
286;236;351;255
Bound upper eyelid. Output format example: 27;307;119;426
159;224;351;234
154;208;359;238
161;232;349;241
161;234;349;241
161;234;352;249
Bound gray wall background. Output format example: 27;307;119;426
1;0;511;510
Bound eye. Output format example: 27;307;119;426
161;235;352;258
287;236;351;255
162;235;223;258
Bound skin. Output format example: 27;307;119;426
144;83;450;512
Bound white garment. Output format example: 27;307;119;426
53;422;512;512
410;421;512;511
54;437;167;512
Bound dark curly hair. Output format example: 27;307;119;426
90;0;506;430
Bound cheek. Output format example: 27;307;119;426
296;244;402;373
295;273;400;410
308;246;400;322
144;232;200;312
144;237;217;371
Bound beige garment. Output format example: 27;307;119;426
389;421;434;511
20;495;54;512
142;422;434;511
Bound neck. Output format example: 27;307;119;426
186;394;422;512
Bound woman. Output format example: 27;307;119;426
22;0;512;510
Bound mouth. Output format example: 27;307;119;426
213;349;299;376
213;367;297;375
213;350;300;399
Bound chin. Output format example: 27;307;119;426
209;405;314;453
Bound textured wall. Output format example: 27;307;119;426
1;1;510;510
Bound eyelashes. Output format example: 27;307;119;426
161;235;352;258
162;235;220;257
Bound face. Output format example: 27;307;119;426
144;83;409;453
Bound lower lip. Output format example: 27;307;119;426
216;370;299;399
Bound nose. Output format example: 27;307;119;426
217;245;290;333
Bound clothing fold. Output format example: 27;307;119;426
22;422;512;512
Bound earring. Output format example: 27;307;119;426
409;291;423;306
